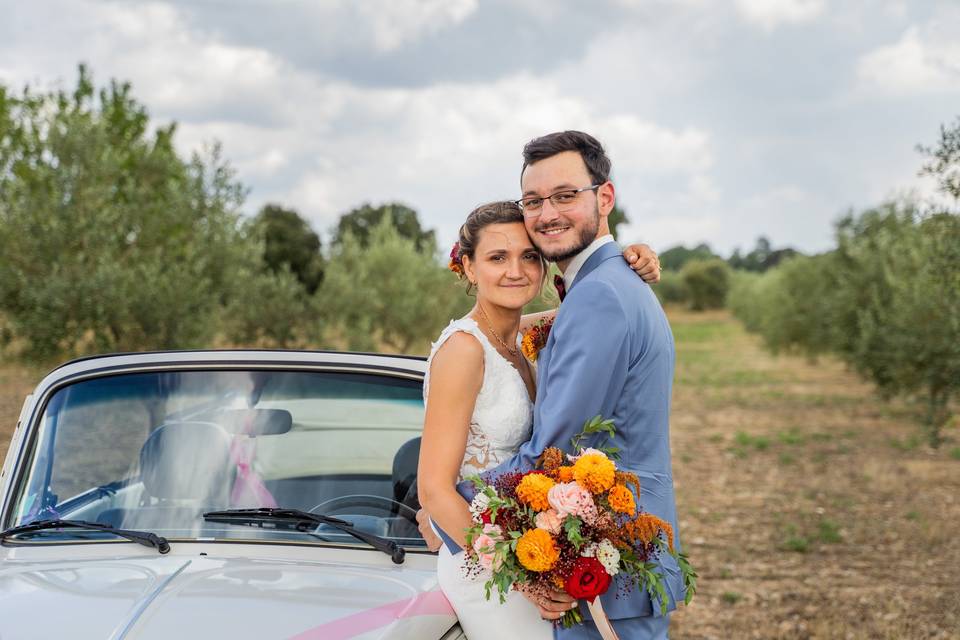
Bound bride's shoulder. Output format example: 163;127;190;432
432;330;483;363
429;317;484;367
426;328;484;396
432;317;481;353
431;317;483;350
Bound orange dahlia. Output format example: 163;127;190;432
556;466;575;483
572;453;616;494
516;528;560;572
607;484;636;515
516;473;555;511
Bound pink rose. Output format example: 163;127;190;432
473;524;503;570
472;533;497;569
535;509;564;535
548;482;595;519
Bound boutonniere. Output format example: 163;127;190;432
521;316;554;362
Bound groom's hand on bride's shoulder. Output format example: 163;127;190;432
415;508;443;552
519;585;578;621
623;243;662;284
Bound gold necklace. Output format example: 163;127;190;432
476;302;519;357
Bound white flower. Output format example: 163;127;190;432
469;492;491;521
596;539;621;576
566;447;607;462
581;542;599;558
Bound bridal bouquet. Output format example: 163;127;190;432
463;417;696;635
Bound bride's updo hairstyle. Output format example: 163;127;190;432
451;201;548;296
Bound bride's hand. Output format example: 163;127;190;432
623;243;661;283
416;508;443;552
518;585;578;621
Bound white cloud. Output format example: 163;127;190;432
735;0;825;32
0;0;722;251
353;0;479;52
267;74;715;243
600;116;713;173
2;0;950;258
856;25;960;93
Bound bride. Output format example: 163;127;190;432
417;201;660;639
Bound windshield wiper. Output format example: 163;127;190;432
0;519;170;554
203;507;405;564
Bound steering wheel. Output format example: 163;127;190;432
309;494;419;521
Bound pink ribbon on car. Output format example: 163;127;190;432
286;590;455;640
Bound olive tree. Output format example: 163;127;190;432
319;215;466;353
730;200;959;446
680;258;731;311
834;207;959;446
0;66;301;359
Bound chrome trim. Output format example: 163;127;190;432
52;349;426;372
440;623;468;640
109;559;192;640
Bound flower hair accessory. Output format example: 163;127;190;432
521;316;554;362
448;241;465;278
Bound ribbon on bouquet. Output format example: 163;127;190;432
586;598;621;640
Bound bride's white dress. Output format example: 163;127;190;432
424;317;553;640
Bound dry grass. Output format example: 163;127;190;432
1;311;958;638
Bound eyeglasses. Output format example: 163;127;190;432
514;184;602;216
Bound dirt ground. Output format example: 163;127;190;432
1;310;957;639
663;310;959;640
0;357;40;459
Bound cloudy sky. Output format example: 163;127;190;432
2;0;958;255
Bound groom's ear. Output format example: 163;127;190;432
597;181;615;219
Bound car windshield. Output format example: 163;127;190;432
7;368;429;549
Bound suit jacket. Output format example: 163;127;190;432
439;241;684;620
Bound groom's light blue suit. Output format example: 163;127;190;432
438;241;683;639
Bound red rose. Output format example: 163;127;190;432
565;556;612;603
480;510;492;524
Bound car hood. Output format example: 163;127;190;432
0;545;456;640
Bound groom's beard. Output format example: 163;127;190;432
534;204;600;264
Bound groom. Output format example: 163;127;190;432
429;130;684;639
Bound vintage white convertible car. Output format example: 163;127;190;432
0;351;465;639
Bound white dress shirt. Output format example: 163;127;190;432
562;234;616;290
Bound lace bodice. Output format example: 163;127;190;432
423;318;534;480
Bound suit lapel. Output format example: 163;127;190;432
535;243;620;404
570;241;621;292
536;337;551;390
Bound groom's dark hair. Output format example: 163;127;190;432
521;130;611;185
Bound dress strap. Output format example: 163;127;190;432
429;317;502;361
